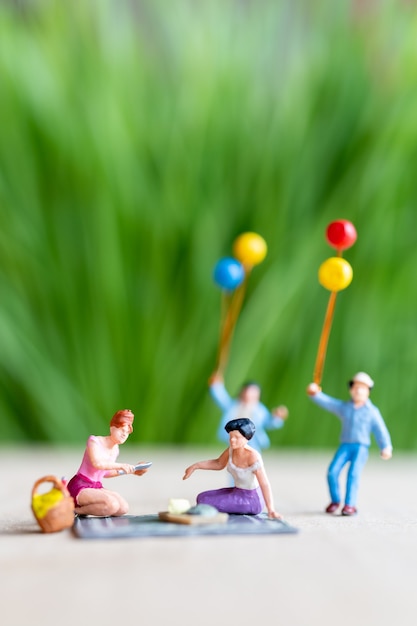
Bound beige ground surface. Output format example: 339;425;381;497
1;445;416;626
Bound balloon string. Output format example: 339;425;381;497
216;290;233;372
219;290;230;336
313;290;337;386
215;268;251;376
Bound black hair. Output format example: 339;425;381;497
348;380;374;390
240;381;261;392
224;418;256;441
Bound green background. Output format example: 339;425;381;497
0;0;415;449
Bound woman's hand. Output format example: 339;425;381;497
183;465;196;480
119;463;136;474
268;510;283;520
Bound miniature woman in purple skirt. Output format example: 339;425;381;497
183;418;282;518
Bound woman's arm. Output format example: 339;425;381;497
183;448;229;480
254;466;282;519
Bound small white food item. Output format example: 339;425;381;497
168;498;191;514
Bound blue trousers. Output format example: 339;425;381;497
327;443;369;506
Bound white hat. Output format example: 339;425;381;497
350;372;374;389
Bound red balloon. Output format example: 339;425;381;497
326;220;357;250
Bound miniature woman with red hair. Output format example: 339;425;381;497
67;409;149;516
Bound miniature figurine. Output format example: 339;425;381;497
306;372;392;516
209;372;288;453
183;417;282;519
66;409;149;517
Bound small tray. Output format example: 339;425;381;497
158;511;229;525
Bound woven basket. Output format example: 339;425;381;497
31;475;75;533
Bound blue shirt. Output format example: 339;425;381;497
309;391;392;450
210;382;284;451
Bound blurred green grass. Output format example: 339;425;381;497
0;0;416;449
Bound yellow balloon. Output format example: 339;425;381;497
232;232;267;266
318;257;353;292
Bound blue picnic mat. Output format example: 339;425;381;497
73;513;298;539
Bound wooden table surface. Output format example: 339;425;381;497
1;445;415;626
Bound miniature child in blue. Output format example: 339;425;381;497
209;373;288;453
307;372;392;516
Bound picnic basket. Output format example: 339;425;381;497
31;475;75;533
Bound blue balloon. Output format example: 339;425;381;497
213;257;245;291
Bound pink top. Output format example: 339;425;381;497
77;435;119;481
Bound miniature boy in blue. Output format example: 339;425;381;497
307;372;392;516
209;373;288;453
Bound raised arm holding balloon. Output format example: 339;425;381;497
210;232;288;452
313;220;356;387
